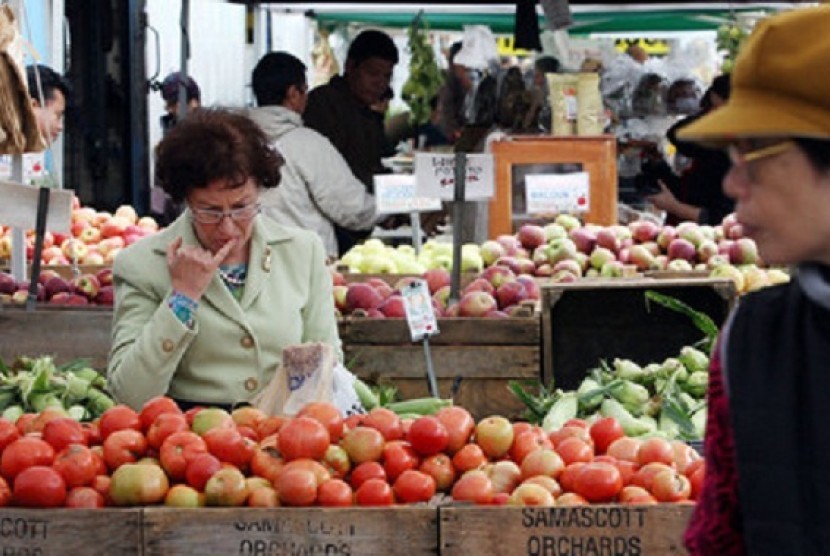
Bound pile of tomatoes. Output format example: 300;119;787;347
0;397;704;508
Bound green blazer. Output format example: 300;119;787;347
106;211;342;410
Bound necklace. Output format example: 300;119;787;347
217;264;248;287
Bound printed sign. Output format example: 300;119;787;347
401;279;439;342
374;174;442;215
525;172;590;215
414;153;494;200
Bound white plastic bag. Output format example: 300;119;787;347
331;363;366;417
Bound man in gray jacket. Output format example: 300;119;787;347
248;52;377;260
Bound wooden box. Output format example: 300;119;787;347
339;317;541;420
542;278;735;390
439;504;693;555
0;508;141;555
142;507;437;555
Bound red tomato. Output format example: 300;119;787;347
452;444;487;473
556;492;588;506
435;407;475;454
297;402;345;443
282;458;330;487
618;485;651;503
393;469;436;504
82;422;102;446
65;486;105;508
90;446;108;475
98;405;141;440
406;416;449;456
25;408;66;434
555;437;594;465
256;416;288;440
450;470;494;505
651;469;691;502
277;467;318;506
558;462;586;493
563;418;589;430
548;425;593;449
637;437;674;466
689;464;705;501
159;431;208;481
42;418;87;452
1;437;55;481
145;413;189;451
349;461;386;490
382;441;420;482
572;461;623;502
0;476;9;507
103;429;147;471
138;396;183;432
278;417;330;462
510;429;553;464
185;453;223;492
14;413;36;436
589;417;625;455
355;477;394;506
671;440;702;474
249;447;284;485
203;427;256;469
520;448;565;480
341;426;385;464
419;454;456;492
362;408;403;442
0;419;20;453
90;474;112;503
53;444;98;488
317;479;354;507
13;466;67;508
247;486;279;508
343;414;365;432
606;436;642;463
631;462;674;492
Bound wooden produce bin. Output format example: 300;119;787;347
439;504;693;555
0;508;142;555
489;136;618;238
541;278;735;390
339;317;541;420
0;306;112;368
142;507;437;555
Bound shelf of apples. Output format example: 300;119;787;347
337;212;789;299
0;395;701;508
0;267;114;306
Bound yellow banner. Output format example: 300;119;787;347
496;36;530;57
614;38;670;57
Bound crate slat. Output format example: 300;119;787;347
339;317;540;346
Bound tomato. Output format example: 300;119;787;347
256;416;288;440
185;453;223;492
184;406;205;427
452;443;487;473
522;476;562;498
618;485;651;503
322;445;351;480
138;396;183;432
277;467;318;506
689;463;705;501
508;483;555;507
631;462;674;492
512;422;533;438
90;474;112;504
278;417;330;461
341;426;385;464
556;492;588;506
0;476;10;507
343;414;365;432
606;436;642;463
637;437;674;466
53;444;98;488
572;461;623;502
98;405;141;440
1;437;55;481
282;458;330;487
145;413;189;450
520;448;565;480
349;461;386;490
671;440;702;474
393;470;436;503
406;416;449;456
555;437;594;465
510;429;553;464
558;462;586;493
90;445;108;475
0;419;20;453
237;426;259;442
419;454;456;492
450;470;494;505
109;463;169;506
563;418;589;430
297;402;345;443
249;447;284;485
165;484;206;507
651;468;691;502
231;406;267;432
83;422;102;446
65;486;105;508
103;429;148;471
42;418;87;453
548;425;593;449
247;486;279;507
159;431;208;481
361;408;403;442
382;440;420;482
435;407;475;454
685;458;705;478
14;466;67;507
317;479;354;507
589;417;625;455
14;413;37;436
355;477;394;506
25;408;67;434
203;427;256;469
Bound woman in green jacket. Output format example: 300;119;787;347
107;108;342;410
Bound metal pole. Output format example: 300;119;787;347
449;152;466;304
9;156;26;283
26;188;50;311
422;336;440;398
178;0;190;119
410;210;423;254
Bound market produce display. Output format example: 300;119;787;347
0;395;702;508
0;267;113;305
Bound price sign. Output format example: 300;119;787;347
414;153;494;200
525;172;590;215
401;279;440;342
374;174;442;215
0;181;72;233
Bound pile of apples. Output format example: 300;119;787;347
332;266;539;319
0;267;114;306
0;196;159;266
0;397;702;508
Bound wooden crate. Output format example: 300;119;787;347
541;277;735;390
0;508;141;555
0;306;111;367
142;507;437;555
440;504;694;555
339;317;541;420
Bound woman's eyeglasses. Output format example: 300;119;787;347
189;203;260;225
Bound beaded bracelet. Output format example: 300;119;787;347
168;291;199;329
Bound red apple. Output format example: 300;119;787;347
458;291;498;317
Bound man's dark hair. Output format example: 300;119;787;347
25;64;71;105
161;72;201;105
448;41;463;65
534;56;561;75
252;51;307;107
347;30;399;67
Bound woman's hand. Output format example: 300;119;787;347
166;236;236;301
646;180;680;213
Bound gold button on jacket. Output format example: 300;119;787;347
244;377;259;392
162;339;175;353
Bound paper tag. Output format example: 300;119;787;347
414;153;494;200
525;172;590;214
374;174;442;215
0;181;73;233
401;279;440;342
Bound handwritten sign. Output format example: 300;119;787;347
525;172;590;215
414;153;494;200
401;279;439;342
373;174;442;215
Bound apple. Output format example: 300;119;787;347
629;220;659;243
345;282;384;312
595;228;620;252
600;260;625;278
677;222;705;248
458;291;498;317
481;265;516;289
0;236;12;259
569;227;596;254
496;234;521;252
422;268;451;295
114;205;138;224
667;238;696;262
479;240;505;266
137;216;159;231
517;224;546;250
379;295;406;318
97;236;125;256
516;275;540;300
95;286;115;306
0;272;16;295
109;463;169;506
204;467;249;507
61;238;88;260
475;415;514;459
554;214;581;232
696;240;719;263
463;277;495;296
100;216;131;239
729;237;758;265
95;268;114;287
552;259;583;278
666;259;694;272
710;264;745;293
589;247;617;270
71;273;100;300
627;245;655;271
542;223;567;242
78;226;101;245
495;281;528;310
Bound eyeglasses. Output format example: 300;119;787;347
189;203;260;225
726;140;796;168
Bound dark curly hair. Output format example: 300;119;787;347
155;107;283;203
